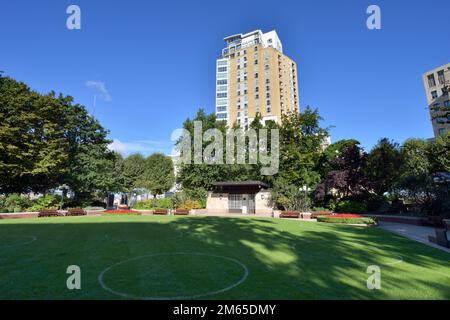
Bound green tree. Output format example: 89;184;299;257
0;77;68;194
143;153;175;197
176;109;260;190
428;131;450;173
0;75;120;201
122;153;147;190
278;107;329;188
365;138;403;196
396;139;434;204
57;94;118;199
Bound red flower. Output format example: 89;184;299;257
104;210;140;214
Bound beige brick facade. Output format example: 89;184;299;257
216;30;299;128
422;63;450;137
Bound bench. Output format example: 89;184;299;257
66;208;87;216
153;209;169;215
279;211;300;219
38;209;62;218
174;209;189;216
428;229;450;248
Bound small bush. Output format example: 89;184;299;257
133;198;173;210
173;190;207;209
364;195;390;212
178;199;202;210
3;194;32;212
26;195;60;212
336;200;367;213
133;199;153;210
184;188;208;208
154;198;173;209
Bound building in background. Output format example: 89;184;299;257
215;30;300;128
422;63;450;137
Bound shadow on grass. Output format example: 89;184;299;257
0;216;449;300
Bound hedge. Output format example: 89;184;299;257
317;216;376;225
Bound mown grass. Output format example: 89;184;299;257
0;215;449;300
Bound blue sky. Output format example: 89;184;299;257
1;0;449;156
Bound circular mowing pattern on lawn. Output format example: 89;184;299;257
0;236;37;249
98;252;249;300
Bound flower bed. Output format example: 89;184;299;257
103;210;141;216
317;214;376;225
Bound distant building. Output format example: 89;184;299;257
422;63;450;137
206;181;272;215
215;30;300;128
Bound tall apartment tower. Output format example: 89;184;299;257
215;30;300;128
422;62;450;137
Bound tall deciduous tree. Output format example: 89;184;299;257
0;77;68;194
143;153;175;197
365;138;403;196
0;76;120;199
122;153;147;190
316;143;370;201
278;107;329;188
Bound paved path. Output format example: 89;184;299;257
378;221;450;254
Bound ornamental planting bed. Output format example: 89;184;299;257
103;210;142;216
317;214;376;226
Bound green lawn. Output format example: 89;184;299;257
0;215;449;300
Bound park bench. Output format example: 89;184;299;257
174;209;190;215
38;209;62;218
153;209;169;215
279;211;300;219
66;208;87;216
428;229;450;248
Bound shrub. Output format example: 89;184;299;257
4;194;32;212
173;190;207;209
364;195;390;212
184;188;208;208
317;216;376;225
336;200;367;213
133;199;154;210
178;199;202;210
133;198;173;210
154;198;173;209
26;195;60;212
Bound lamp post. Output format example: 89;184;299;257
299;186;311;211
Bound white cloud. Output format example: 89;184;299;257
86;80;112;101
108;139;174;156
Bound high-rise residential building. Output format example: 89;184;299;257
215;30;300;128
422;62;450;137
